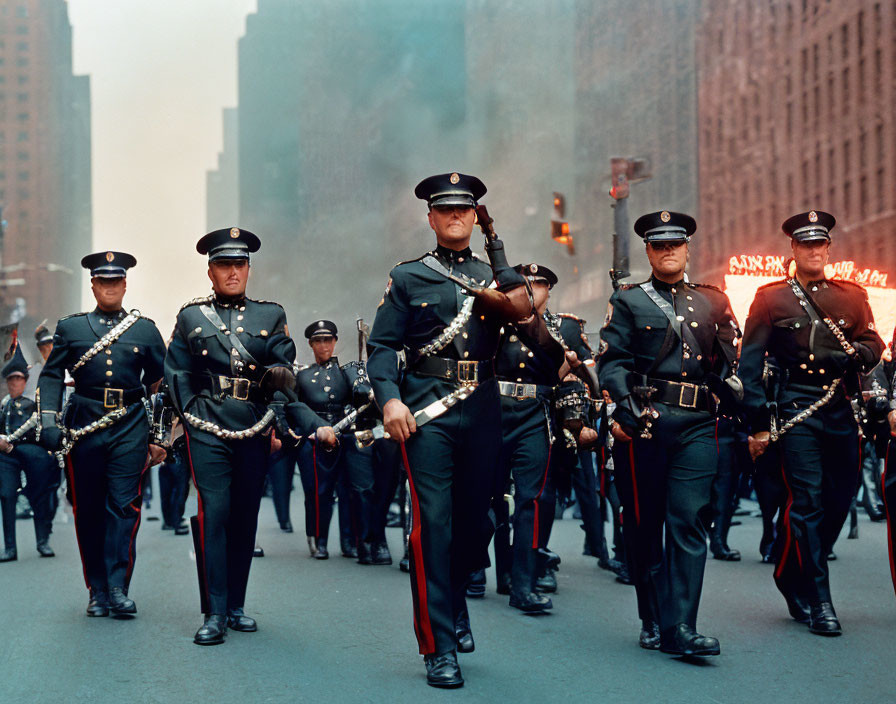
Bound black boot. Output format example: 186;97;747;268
109;587;136;617
86;589;109;617
710;527;741;561
372;540;392;565
315;539;329;560
36;540;55;557
466;569;486;599
340;536;357;558
496;571;512;596
194;614;227;645
808;602;842;636
227;607;257;632
535;568;557;593
509;591;553;613
0;547;16;562
356;540;374;565
639;620;660;649
659;624;720;656
455;610;474;653
424;650;463;688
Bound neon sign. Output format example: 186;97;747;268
728;255;888;287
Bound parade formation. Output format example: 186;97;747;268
2;173;895;689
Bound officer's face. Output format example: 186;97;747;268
428;205;476;248
91;276;127;312
5;375;24;398
309;336;336;364
208;259;250;297
791;239;830;277
646;241;688;279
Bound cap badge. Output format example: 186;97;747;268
105;252;114;262
449;173;460;184
660;211;671;223
530;264;538;274
230;227;240;238
318;321;325;328
808;211;818;222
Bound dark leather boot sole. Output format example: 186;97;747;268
194;634;226;645
86;607;109;617
808;623;842;636
427;676;464;689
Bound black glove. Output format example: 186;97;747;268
484;238;524;289
39;419;62;452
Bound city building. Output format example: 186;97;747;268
0;0;91;327
696;0;896;287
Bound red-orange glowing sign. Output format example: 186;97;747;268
728;255;889;287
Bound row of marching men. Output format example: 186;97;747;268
6;169;896;691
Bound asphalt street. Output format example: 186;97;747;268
1;482;894;704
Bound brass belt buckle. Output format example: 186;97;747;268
456;360;478;386
678;382;698;409
104;388;124;409
232;378;250;401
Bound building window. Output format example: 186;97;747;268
16;75;25;85
842;67;849;111
15;57;27;67
14;25;27;35
16;130;25;142
15;41;25;52
841;22;849;60
15;92;26;102
16;150;26;160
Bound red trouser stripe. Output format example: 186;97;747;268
532;445;553;549
183;428;209;607
628;442;641;526
123;457;150;585
775;455;797;579
400;442;435;655
313;444;321;537
64;454;90;589
882;440;896;598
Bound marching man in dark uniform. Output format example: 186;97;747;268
293;320;383;563
164;228;334;646
740;211;884;635
367;173;529;687
37;252;167;617
0;352;57;561
599;211;740;656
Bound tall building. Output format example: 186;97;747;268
235;0;467;328
0;0;91;326
206;107;239;229
568;0;700;321
696;0;896;285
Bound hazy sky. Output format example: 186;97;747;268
67;0;258;332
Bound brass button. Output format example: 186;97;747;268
236;327;244;333
682;371;688;377
645;325;651;330
260;330;268;337
519;362;525;368
237;315;243;321
106;359;113;365
464;351;470;358
420;302;428;307
105;349;112;355
194;327;202;334
105;370;113;377
201;350;208;356
690;321;698;328
133;347;139;353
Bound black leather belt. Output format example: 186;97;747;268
647;378;715;412
412;357;494;385
206;375;262;402
496;380;553;400
75;387;145;409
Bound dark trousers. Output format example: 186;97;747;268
495;398;553;596
710;420;747;550
184;427;267;615
298;439;372;545
266;448;296;527
401;383;501;655
66;408;149;593
371;438;401;544
158;451;190;529
883;438;896;598
753;444;785;559
613;407;717;638
0;444;57;550
572;448;607;560
774;399;860;606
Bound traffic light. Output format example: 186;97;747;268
550;192;574;254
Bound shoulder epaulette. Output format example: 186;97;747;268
178;295;214;313
341;360;364;369
393;253;428;268
57;312;87;322
557;313;587;326
246;297;284;308
756;279;788;292
688;282;723;293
